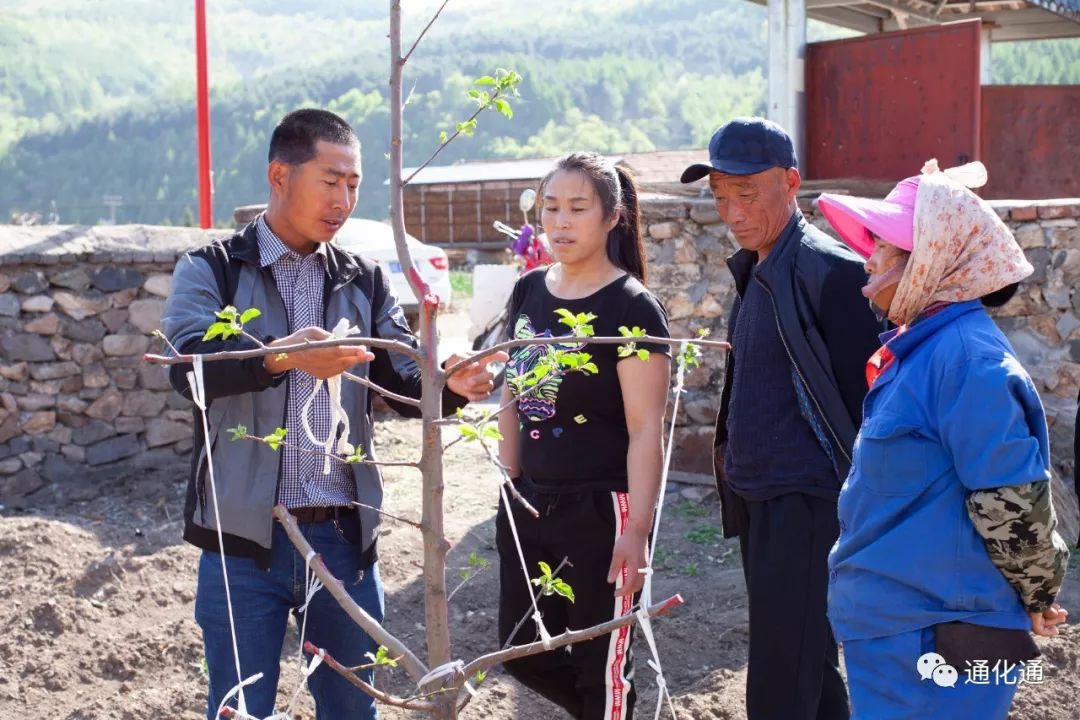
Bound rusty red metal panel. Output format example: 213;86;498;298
806;21;982;182
981;85;1080;199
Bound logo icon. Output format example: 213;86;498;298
917;652;957;688
932;664;959;688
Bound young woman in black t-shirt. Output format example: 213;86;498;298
496;152;671;720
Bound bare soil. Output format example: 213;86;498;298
1;415;1077;719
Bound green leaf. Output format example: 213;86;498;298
262;427;287;451
459;568;470;580
227;424;248;441
637;348;651;362
537;560;552;579
474;75;496;86
202;323;225;342
239;308;262;324
215;306;238;321
468;551;489;569
618;325;633;337
553;309;576;322
552;580;575;603
617;345;633;358
438;130;448;144
581;362;599;374
481;424;503;441
493;98;513;119
364;645;398;668
459;425;479;441
474;670;487;685
345;447;366;464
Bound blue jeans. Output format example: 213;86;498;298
843;626;1017;719
195;519;384;719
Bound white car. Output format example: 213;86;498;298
332;218;452;320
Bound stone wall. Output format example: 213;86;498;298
0;225;226;507
0;200;1077;510
639;193;1080;486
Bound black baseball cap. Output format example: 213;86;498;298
680;117;798;183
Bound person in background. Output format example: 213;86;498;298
820;160;1070;719
681;118;881;720
496;152;671;720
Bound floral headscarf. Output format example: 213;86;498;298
888;160;1033;326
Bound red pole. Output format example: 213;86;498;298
195;0;213;229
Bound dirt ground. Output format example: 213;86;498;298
1;414;1077;720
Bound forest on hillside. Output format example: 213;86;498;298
1;0;1077;225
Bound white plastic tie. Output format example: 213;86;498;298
298;576;323;615
214;671;264;719
300;318;355;474
304;648;325;677
418;659;465;689
534;610;553;649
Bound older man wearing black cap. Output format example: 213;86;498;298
682;118;881;720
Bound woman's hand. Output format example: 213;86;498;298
1030;603;1069;637
608;524;649;598
445;351;509;402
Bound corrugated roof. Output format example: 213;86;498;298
400;157;566;185
399;149;709;188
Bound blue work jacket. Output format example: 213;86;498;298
828;300;1047;642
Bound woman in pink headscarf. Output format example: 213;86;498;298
818;161;1070;719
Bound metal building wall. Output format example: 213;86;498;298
805;20;982;181
981;85;1080;199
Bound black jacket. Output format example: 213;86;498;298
162;222;467;568
714;212;883;537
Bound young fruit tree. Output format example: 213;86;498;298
147;2;729;717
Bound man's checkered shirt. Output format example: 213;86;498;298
255;215;356;508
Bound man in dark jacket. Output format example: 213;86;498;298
681;118;881;720
163;109;502;720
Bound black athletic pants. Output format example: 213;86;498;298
738;492;850;720
497;480;639;720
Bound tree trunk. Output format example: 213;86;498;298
389;1;455;716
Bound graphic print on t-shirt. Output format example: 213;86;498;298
505;314;584;422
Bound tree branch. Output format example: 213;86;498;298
500;557;572;650
402;0;450;64
274;505;429;683
352;500;423;530
444;335;730;378
343;371;422;408
302;641;436;712
446;563;489;603
402;91;501;187
458;594;685;704
144;334;423;366
234;434;419;469
477;438;539;518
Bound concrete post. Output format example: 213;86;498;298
768;0;808;171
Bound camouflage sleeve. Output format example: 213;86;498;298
966;481;1070;613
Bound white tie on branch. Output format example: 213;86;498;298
300;318;356;474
